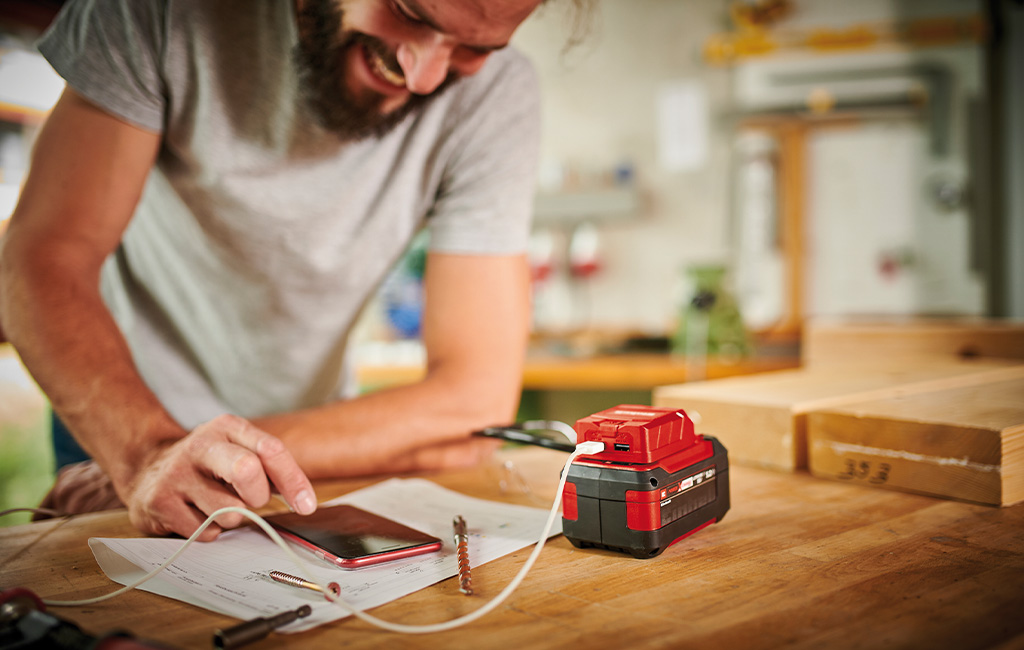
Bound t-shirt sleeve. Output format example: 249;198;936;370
36;0;167;133
426;49;541;256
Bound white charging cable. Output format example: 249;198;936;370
41;441;606;634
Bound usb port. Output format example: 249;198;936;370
614;443;630;452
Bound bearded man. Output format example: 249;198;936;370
0;0;548;539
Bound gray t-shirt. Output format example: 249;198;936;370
38;0;540;428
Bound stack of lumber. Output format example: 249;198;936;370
653;318;1024;505
807;365;1024;506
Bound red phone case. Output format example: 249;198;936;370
267;505;442;569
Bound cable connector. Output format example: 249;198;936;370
575;440;606;456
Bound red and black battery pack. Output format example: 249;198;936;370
561;405;729;559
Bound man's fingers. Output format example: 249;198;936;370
190;483;250;530
223;418;317;516
195;438;272;507
121;414;313;542
182;505;224;542
132;497;224;542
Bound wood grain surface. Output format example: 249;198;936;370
654;362;1023;471
2;447;1023;650
808;372;1024;505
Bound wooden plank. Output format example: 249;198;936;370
802;317;1024;367
653;362;1024;472
776;123;807;338
807;373;1024;506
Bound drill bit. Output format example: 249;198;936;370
453;515;473;595
268;570;341;600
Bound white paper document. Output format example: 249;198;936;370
90;478;557;632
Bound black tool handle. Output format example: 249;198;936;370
213;605;312;649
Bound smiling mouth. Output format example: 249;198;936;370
365;45;405;87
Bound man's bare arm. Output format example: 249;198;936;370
255;251;533;479
0;89;315;538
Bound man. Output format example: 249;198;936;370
0;0;546;541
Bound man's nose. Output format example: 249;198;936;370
396;36;453;95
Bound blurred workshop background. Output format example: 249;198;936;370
2;0;1022;523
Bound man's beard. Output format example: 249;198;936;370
293;0;457;141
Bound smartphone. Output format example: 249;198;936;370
265;504;442;569
472;420;577;452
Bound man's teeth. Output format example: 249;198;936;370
369;49;405;86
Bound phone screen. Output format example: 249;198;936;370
265;505;442;569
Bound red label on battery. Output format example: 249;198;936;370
625;466;718;531
625;500;660;531
562;481;578;521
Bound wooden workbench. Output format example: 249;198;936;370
2;446;1023;649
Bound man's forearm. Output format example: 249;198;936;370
256;357;522;479
0;88;184;493
0;244;184;491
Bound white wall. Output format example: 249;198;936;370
512;0;987;334
513;0;736;335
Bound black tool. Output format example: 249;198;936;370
212;605;312;649
0;587;173;649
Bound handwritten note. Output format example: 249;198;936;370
89;478;557;632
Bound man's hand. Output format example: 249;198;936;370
122;414;317;541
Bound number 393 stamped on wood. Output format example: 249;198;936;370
837;458;892;485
